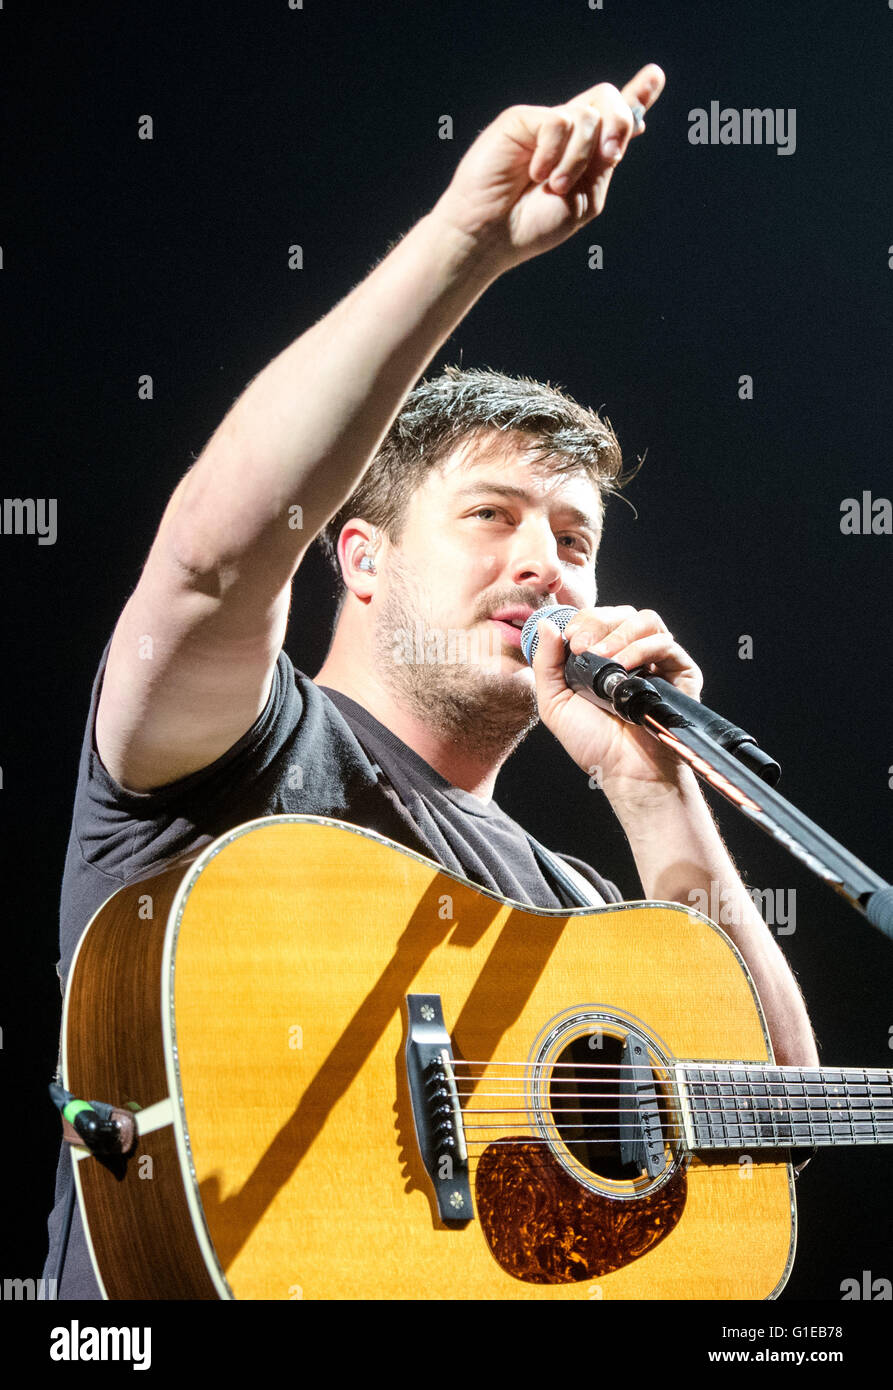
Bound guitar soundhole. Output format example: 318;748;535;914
548;1033;667;1181
476;1031;686;1283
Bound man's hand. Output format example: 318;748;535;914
432;65;665;271
530;605;703;800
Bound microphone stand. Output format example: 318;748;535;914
565;649;893;943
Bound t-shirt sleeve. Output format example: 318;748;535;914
73;635;301;879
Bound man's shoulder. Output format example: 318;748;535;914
69;641;376;868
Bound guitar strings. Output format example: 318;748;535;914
455;1100;890;1121
457;1114;890;1127
448;1059;893;1079
453;1090;889;1110
455;1136;893;1162
434;1063;893;1143
453;1089;892;1132
456;1111;880;1123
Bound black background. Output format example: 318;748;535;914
1;0;891;1313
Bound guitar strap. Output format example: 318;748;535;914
524;834;604;909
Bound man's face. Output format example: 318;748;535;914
370;435;603;749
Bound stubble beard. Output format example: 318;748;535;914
371;552;541;762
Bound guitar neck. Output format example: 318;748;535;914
678;1063;893;1150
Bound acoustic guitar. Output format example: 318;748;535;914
62;815;892;1300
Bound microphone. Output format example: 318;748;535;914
520;604;781;786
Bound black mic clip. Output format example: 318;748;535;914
565;650;667;725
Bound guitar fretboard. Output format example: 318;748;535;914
680;1064;893;1149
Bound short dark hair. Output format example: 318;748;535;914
318;365;630;588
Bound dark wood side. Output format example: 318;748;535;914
74;1127;219;1299
66;861;222;1300
475;1140;687;1283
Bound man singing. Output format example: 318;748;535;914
44;63;817;1298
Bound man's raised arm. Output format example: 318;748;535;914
96;66;665;792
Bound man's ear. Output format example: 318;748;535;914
336;520;380;602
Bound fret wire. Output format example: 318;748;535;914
768;1065;779;1146
784;1068;796;1144
870;1069;880;1144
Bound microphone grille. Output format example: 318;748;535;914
519;604;578;664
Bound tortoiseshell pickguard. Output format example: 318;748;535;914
475;1140;687;1283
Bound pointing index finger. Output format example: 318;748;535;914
620;64;666;130
568;65;665;146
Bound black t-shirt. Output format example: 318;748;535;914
43;635;622;1299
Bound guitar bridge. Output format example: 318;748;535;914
405;994;473;1225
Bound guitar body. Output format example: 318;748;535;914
64;815;795;1300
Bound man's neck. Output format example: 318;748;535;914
313;658;508;801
